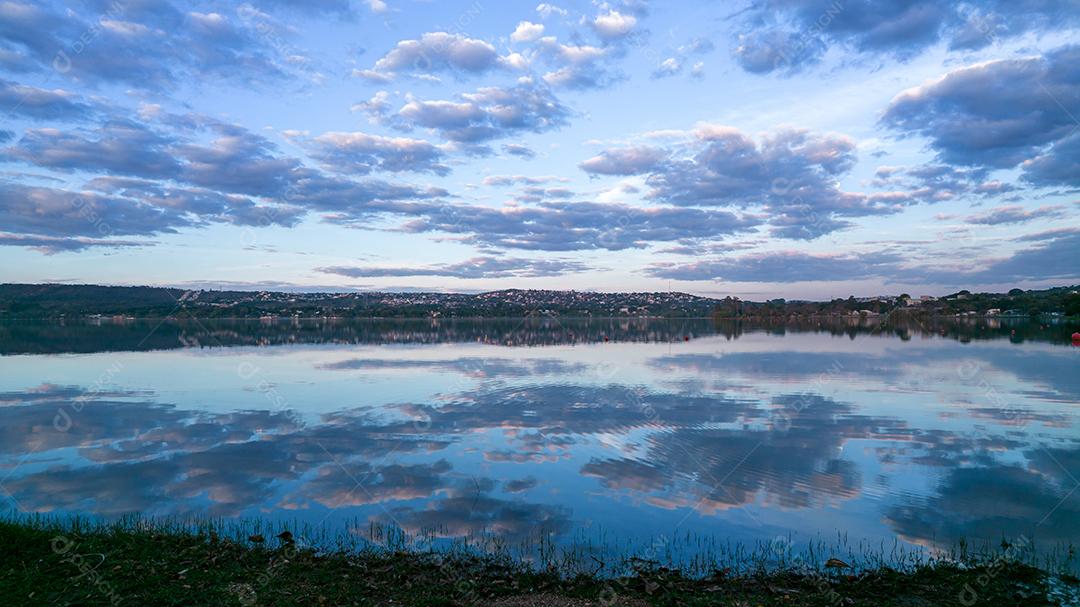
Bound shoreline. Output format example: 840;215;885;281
2;312;1075;321
2;517;1075;606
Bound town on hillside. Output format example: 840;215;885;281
1;284;1078;320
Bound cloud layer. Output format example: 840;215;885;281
882;45;1080;187
0;1;1075;290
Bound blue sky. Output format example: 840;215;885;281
0;0;1077;299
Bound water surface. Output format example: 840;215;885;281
2;318;1078;568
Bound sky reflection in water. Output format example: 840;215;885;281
1;320;1078;564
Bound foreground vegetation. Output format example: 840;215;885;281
2;517;1077;606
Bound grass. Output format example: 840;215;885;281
1;515;1077;606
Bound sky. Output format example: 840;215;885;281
0;0;1077;299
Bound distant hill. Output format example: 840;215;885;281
0;283;1077;319
0;284;725;318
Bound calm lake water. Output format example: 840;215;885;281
2;318;1078;568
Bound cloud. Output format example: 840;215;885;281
83;177;305;228
0;1;297;90
0;173;310;252
511;185;574;203
501;143;536;159
964;205;1066;225
1022;131;1080;187
4;121;182;179
1;115;317;199
0;181;191;239
296;131;450;176
511;21;544;43
536;3;567;19
590;9;638;41
352;68;393;83
681;37;714;55
0;78;96;120
0;232;147;253
734;1;1080;74
882;45;1080;185
1016;226;1080;242
0;110;458;250
367;32;501;79
648;250;903;282
259;0;354;15
319;256;590;279
481;175;567;186
396;83;570;143
174;127;300;198
282;169;447;217
733;29;826;75
583;125;904;239
398;199;759;252
651;57;681;78
351;90;393;119
648;228;1080;285
870;164;1018;203
958;229;1080;284
536;38;621;89
580;145;669;175
649;37;713;79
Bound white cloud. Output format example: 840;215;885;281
511;21;544;42
536;3;567;18
652;57;681;78
370;32;500;78
591;10;637;40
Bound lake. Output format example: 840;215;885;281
2;317;1078;570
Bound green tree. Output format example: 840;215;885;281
1065;293;1080;317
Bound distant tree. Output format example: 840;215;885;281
899;293;911;299
1008;288;1024;296
1065;293;1080;317
714;296;741;318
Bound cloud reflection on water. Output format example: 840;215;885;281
0;325;1076;559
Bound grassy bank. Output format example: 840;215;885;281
1;518;1077;606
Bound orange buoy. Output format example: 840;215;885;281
1072;332;1080;343
683;335;690;341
